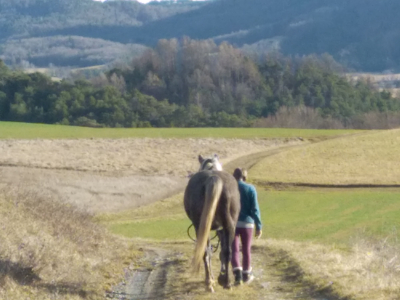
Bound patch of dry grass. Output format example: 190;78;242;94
266;237;400;300
251;129;400;185
0;187;139;300
0;138;297;176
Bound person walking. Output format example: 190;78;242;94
231;168;262;285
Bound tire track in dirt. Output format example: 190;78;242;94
107;247;183;300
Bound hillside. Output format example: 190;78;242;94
1;0;400;71
0;0;205;67
124;0;400;72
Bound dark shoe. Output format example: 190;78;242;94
233;269;243;286
243;271;255;284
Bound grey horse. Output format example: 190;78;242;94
184;154;240;292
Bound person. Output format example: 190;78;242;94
231;168;262;285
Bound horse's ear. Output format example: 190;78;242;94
198;155;204;163
214;153;219;160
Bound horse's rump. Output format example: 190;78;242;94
184;170;239;229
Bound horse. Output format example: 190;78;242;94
184;154;240;292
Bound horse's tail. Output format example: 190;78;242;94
193;175;223;273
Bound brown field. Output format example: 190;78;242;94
0;138;300;213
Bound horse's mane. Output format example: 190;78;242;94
198;154;222;171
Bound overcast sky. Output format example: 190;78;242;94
92;0;152;3
93;0;207;3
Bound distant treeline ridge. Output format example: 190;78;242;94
1;38;399;128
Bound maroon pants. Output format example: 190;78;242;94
231;227;253;271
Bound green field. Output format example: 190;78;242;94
0;121;360;139
103;188;400;246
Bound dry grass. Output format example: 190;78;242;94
255;106;400;130
253;106;345;129
0;138;295;176
0;186;138;300
251;129;400;185
347;73;400;83
266;236;400;300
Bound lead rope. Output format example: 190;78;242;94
187;224;220;253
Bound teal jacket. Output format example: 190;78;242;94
237;180;262;230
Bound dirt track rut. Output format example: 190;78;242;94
107;248;179;300
112;241;343;300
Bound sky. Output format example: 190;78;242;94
93;0;207;4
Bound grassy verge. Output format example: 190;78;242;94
0;187;140;300
266;238;400;300
0;121;360;139
251;129;400;185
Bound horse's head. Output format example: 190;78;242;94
198;154;223;171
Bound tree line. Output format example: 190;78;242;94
1;38;399;128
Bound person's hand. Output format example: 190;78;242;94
255;230;262;239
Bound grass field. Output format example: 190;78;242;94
4;121;399;299
251;129;400;185
0;121;360;139
99;188;400;246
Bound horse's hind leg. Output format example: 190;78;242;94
217;228;234;289
216;229;231;289
203;240;215;292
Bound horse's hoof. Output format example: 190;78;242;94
224;284;232;290
217;273;225;287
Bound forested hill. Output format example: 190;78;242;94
1;0;400;72
0;0;205;67
1;39;399;129
114;0;400;72
0;0;202;39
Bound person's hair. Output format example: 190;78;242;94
233;168;247;181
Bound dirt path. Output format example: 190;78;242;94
113;240;344;300
109;142;350;300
